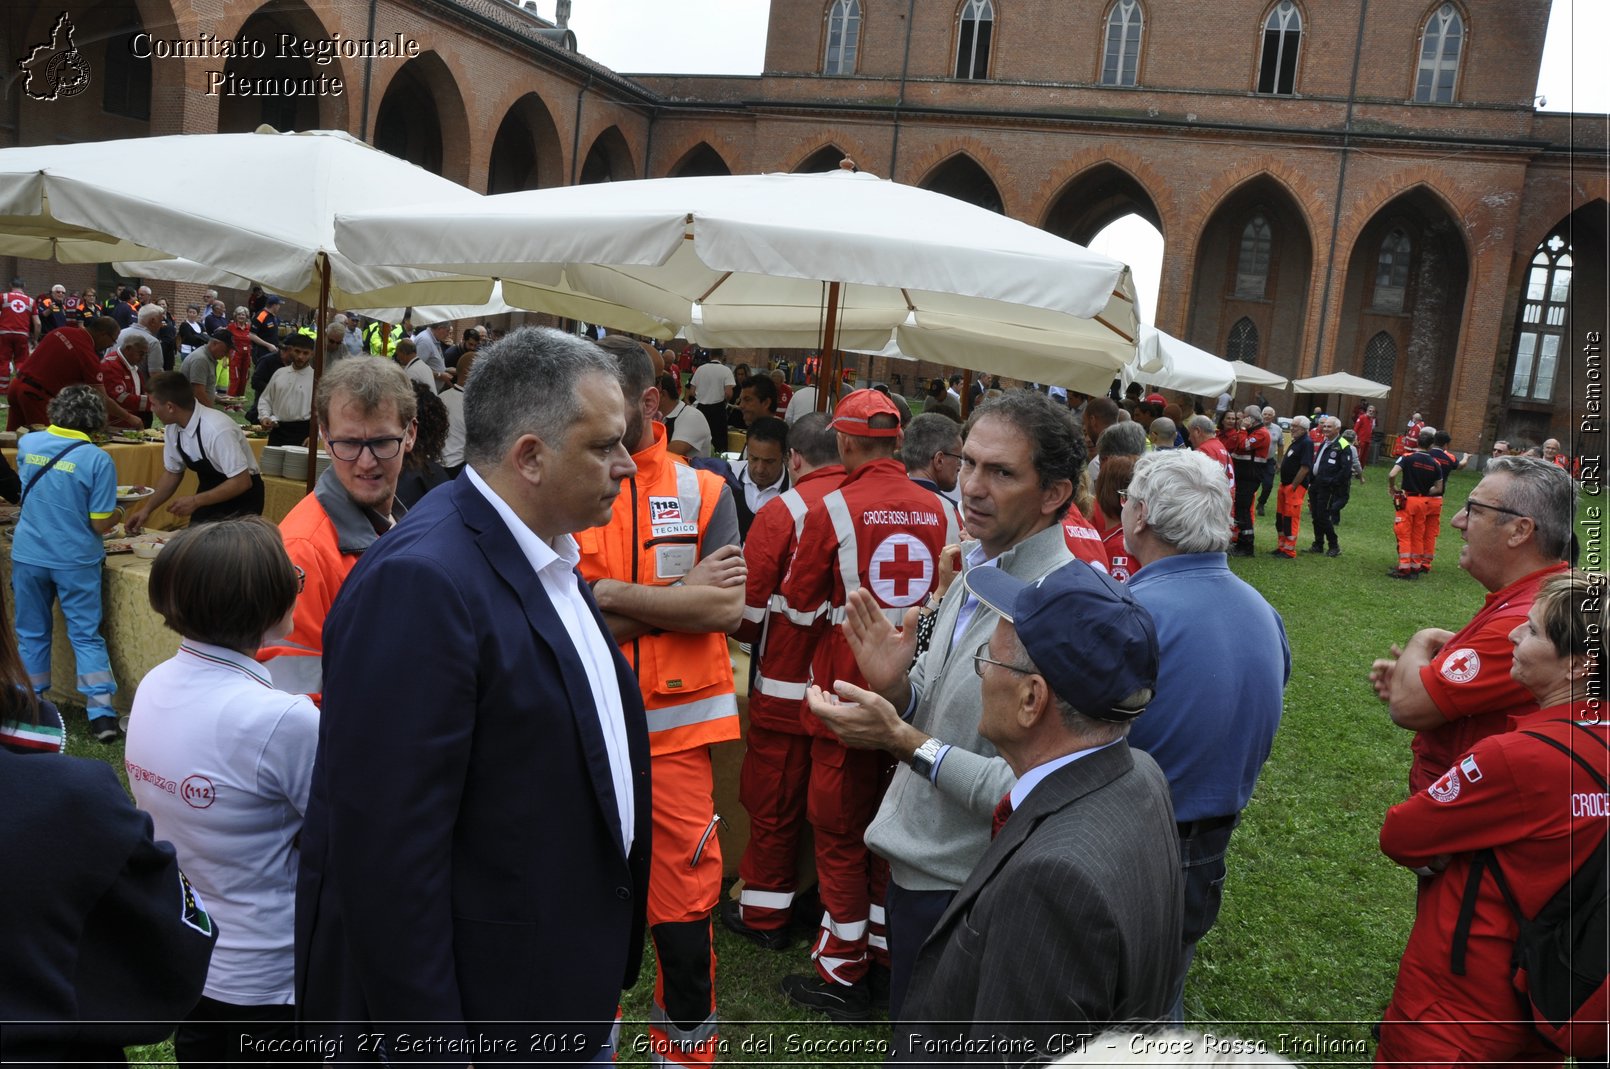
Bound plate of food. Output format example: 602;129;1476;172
105;532;171;555
116;484;155;504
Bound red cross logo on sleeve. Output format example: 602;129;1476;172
1440;647;1481;684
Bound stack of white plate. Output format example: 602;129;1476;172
313;450;333;479
259;446;285;477
282;445;310;481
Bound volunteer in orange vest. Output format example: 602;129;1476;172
578;336;743;1068
721;413;845;947
772;389;959;1022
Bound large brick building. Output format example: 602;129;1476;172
5;0;1605;450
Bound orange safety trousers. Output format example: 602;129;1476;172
646;746;723;1068
1275;484;1307;556
1393;496;1440;574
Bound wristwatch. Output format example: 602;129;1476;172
908;736;945;780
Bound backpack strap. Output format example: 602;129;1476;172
1450;725;1608;975
19;439;90;507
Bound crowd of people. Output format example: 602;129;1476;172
0;282;1603;1069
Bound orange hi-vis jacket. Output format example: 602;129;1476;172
578;424;739;757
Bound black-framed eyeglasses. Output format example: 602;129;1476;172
973;641;1034;679
940;451;964;463
1459;498;1525;521
293;565;305;593
323;436;405;462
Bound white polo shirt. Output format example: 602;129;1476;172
691;361;735;406
664;400;712;457
163;405;260;478
125;641;320;1004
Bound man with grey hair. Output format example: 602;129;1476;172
902;411;964;496
117;302;167;379
1305;415;1353;557
1121;448;1290;1020
1272;414;1313;558
298;327;650;1062
1223;404;1274;554
1147;415;1178;451
1370;455;1576;792
412;321;453;387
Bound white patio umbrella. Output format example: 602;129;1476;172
1290;371;1392;398
1123;326;1236;395
1;127;493;490
335;167;1140;394
1228;360;1290;389
0;128;491;311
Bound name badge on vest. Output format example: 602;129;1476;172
656;543;696;581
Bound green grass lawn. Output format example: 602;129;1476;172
57;465;1594;1065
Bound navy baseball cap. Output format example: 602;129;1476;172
963;562;1158;721
209;329;234;346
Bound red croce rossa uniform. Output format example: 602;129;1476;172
774;456;959;987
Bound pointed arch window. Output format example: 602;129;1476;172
1362;331;1398;385
1235;214;1273;299
1373;229;1412;313
1102;0;1144;87
1510;233;1571;402
956;0;994;80
103;27;151;120
1257;1;1302;95
1227;318;1260;364
825;0;862;75
1415;5;1463;103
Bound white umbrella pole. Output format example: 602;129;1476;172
307;255;332;496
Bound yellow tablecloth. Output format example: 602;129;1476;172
5;439;271;530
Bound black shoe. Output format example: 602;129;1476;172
1256;504;1267;516
1274;551;1295;559
718;898;792;951
1387;568;1416;580
90;717;122;744
1304;544;1325;554
780;973;871;1023
1326;546;1341;557
868;963;891;1013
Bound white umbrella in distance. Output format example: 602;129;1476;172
1228;360;1290;389
1290;371;1392;398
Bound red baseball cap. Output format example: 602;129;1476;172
1145;393;1167;407
830;389;901;437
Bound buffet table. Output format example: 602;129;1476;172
3;438;272;530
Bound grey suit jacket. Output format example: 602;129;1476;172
897;741;1183;1065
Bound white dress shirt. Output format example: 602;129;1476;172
259;364;313;424
463;466;635;852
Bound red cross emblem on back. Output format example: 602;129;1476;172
868;533;934;608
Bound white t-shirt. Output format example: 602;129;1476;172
163;405;260;477
785;386;828;424
691;361;735;406
440;384;467;468
125;641;320;1004
663;399;712;457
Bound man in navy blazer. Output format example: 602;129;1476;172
814;562;1181;1063
296;328;651;1064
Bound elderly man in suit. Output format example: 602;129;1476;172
813;562;1182;1063
295;328;652;1064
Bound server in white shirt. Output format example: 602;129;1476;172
691;352;736;452
658;372;713;457
125;518;319;1064
394;337;437;393
438;350;473;476
258;331;315;446
729;416;789;539
126;372;263;532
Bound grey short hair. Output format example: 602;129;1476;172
315;355;417;429
464;327;621;467
789;412;841;467
47;384;107;433
1096;421;1148;459
1128;450;1232;554
137;304;164;326
1186;414;1216;437
902;413;962;473
1291;416;1310;432
1485;455;1579;561
1150;417;1177;442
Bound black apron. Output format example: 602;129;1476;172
176;422;264;524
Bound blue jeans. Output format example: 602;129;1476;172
12;560;116;720
1168;814;1240;1023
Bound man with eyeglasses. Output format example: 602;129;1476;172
902;413;964;500
1370;455;1576;793
259;358;416;702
